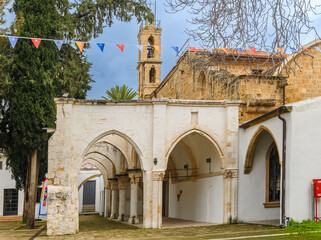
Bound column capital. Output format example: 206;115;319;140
105;181;111;190
128;171;142;184
152;171;165;181
109;178;118;190
118;176;128;190
223;169;238;179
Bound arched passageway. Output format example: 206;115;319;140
78;133;143;226
164;130;225;223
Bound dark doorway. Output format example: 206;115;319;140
3;189;18;216
162;181;169;217
83;180;96;212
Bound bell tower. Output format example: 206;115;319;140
137;20;162;99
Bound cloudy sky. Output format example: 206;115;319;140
85;1;199;99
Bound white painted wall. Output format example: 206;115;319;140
286;97;321;221
168;176;223;223
238;131;280;222
0;158;24;216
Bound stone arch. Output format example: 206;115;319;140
147;36;155;58
81;130;144;170
149;66;156;83
84;152;116;176
244;125;281;174
165;128;225;169
81;158;108;186
196;71;206;97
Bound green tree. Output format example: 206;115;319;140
102;84;137;100
0;0;152;229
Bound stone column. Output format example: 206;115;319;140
223;169;238;223
152;171;165;228
105;182;111;218
143;170;153;228
109;179;118;219
128;171;142;224
117;176;128;221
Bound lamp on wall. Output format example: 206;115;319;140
154;158;158;165
206;158;211;174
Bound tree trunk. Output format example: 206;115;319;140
23;155;31;223
25;150;39;229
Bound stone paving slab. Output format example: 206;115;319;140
0;215;320;239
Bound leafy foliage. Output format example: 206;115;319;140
102;84;137;100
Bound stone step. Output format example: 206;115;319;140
82;205;95;212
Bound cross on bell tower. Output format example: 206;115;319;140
137;20;162;99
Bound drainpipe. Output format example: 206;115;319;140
277;106;287;227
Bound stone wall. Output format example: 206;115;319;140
156;53;284;123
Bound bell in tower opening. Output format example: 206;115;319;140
137;20;162;100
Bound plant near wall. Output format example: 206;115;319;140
102;84;138;100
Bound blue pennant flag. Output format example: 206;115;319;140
171;46;179;54
235;48;243;53
97;43;105;52
54;40;63;50
290;47;297;52
9;37;18;48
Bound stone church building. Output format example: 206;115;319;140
47;22;321;235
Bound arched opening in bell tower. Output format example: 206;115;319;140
149;66;156;83
147;36;155;59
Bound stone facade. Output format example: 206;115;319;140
147;50;285;123
145;40;321;124
47;98;240;235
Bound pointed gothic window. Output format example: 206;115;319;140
149;66;156;83
196;71;206;97
268;146;280;202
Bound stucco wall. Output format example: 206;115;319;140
286;97;321;221
238;132;280;222
169;176;223;223
0;158;24;216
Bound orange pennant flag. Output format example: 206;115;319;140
277;48;284;55
250;48;257;54
154;46;161;54
116;44;124;52
188;47;197;53
76;42;85;52
31;38;41;48
221;48;228;54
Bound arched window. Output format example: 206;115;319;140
147;36;155;59
268;145;280;202
196;71;206;97
149;66;156;83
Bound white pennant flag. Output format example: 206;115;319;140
136;45;143;52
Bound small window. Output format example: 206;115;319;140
0;161;2;170
36;187;42;203
252;69;263;75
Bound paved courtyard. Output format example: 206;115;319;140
0;214;321;239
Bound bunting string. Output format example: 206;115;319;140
0;34;318;56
